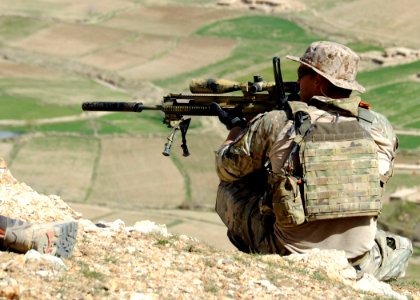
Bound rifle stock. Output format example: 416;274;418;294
82;57;299;156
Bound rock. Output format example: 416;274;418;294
216;0;306;13
354;273;408;300
96;219;126;232
24;249;42;262
24;250;67;272
79;218;99;232
0;157;80;223
0;277;20;300
384;47;419;58
0;156;416;299
0;158;17;185
126;220;170;237
129;292;159;300
284;248;357;282
359;47;420;70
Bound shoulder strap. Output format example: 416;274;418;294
283;102;312;175
287;101;312;136
357;107;374;132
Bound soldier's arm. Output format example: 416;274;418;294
369;111;398;180
215;110;288;182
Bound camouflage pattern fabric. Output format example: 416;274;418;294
215;96;412;281
301;120;382;221
215;110;289;254
216;175;289;255
215;110;289;182
350;230;413;282
286;41;366;93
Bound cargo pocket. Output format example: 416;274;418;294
271;174;305;227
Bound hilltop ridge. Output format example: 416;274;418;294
0;157;417;299
0;1;419;298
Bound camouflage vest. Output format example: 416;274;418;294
269;100;382;227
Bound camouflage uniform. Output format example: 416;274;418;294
215;41;413;281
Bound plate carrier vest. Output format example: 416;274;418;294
267;101;382;227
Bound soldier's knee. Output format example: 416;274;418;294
227;231;252;254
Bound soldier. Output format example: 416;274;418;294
214;41;412;281
0;216;78;258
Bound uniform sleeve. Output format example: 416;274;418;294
215;110;288;182
369;111;398;178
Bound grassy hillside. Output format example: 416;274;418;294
157;15;322;88
1;1;419;204
297;0;420;49
0;0;419;286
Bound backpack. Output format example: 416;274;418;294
267;101;382;227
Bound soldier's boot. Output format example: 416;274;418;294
351;230;413;281
374;230;413;281
2;218;78;258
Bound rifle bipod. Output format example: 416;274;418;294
162;118;191;157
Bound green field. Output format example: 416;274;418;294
0;75;132;131
0;5;419;286
2;14;418;146
397;135;420;150
1;11;419;206
0;94;78;120
0;16;51;41
155;15;322;88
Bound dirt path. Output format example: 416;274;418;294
68;202;235;251
0;111;112;126
395;163;420;171
395;129;420;136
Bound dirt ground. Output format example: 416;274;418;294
9;135;98;203
78;35;176;71
296;0;420;49
1;1;419;278
11;23;132;57
88;136;185;209
68;202;235;251
0;58;57;78
102;5;238;37
0;0;135;21
120;36;237;80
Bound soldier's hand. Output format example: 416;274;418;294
210;102;247;130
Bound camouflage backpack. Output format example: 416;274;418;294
268;101;382;227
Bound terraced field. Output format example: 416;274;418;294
0;0;419;281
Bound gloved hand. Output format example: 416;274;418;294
210;102;247;130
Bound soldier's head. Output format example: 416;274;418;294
287;41;365;102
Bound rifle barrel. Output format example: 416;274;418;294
82;102;162;112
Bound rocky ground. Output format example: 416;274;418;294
216;0;306;13
0;158;419;300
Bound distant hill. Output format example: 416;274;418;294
0;0;419;284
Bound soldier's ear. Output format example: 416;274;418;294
313;74;323;85
313;74;326;90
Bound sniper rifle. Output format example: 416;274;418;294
82;57;299;157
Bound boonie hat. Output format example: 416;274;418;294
286;41;366;93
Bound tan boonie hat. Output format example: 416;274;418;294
286;41;366;93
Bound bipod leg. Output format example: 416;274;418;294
162;126;179;156
179;118;191;157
